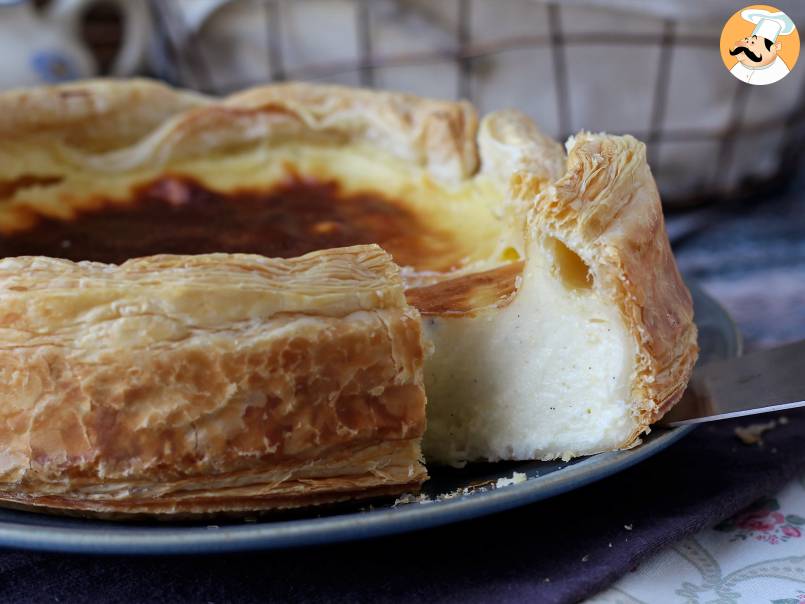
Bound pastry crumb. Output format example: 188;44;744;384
437;490;461;501
581;554;590;562
395;472;525;506
735;420;777;445
495;472;527;488
624;524;633;531
393;493;432;506
779;416;789;425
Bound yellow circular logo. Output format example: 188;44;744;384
720;4;799;85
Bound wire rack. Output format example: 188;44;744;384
145;0;805;211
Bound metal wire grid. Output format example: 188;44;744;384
146;0;805;210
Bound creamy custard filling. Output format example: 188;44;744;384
422;238;637;463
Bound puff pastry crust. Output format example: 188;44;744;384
0;79;698;507
0;246;427;516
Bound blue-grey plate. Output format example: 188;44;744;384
0;280;738;554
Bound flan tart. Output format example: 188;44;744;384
0;80;697;514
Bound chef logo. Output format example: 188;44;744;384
721;5;799;85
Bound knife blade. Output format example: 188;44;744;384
660;339;805;426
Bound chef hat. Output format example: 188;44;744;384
741;9;796;43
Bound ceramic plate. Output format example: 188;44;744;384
0;280;739;554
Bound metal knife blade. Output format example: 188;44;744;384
660;339;805;426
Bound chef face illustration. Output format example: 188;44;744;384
722;7;798;85
730;33;780;68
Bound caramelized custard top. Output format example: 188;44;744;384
0;177;466;272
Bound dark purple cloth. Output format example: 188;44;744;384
0;410;803;604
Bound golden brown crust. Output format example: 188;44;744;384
0;78;208;151
224;83;479;182
0;477;423;519
524;133;698;432
0;245;428;515
0;79;477;185
405;261;524;316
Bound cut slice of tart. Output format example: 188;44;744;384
0;79;697;486
0;247;428;516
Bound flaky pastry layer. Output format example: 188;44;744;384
0;246;428;515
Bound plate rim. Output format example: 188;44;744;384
0;280;738;554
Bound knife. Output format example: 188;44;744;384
660;339;805;426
